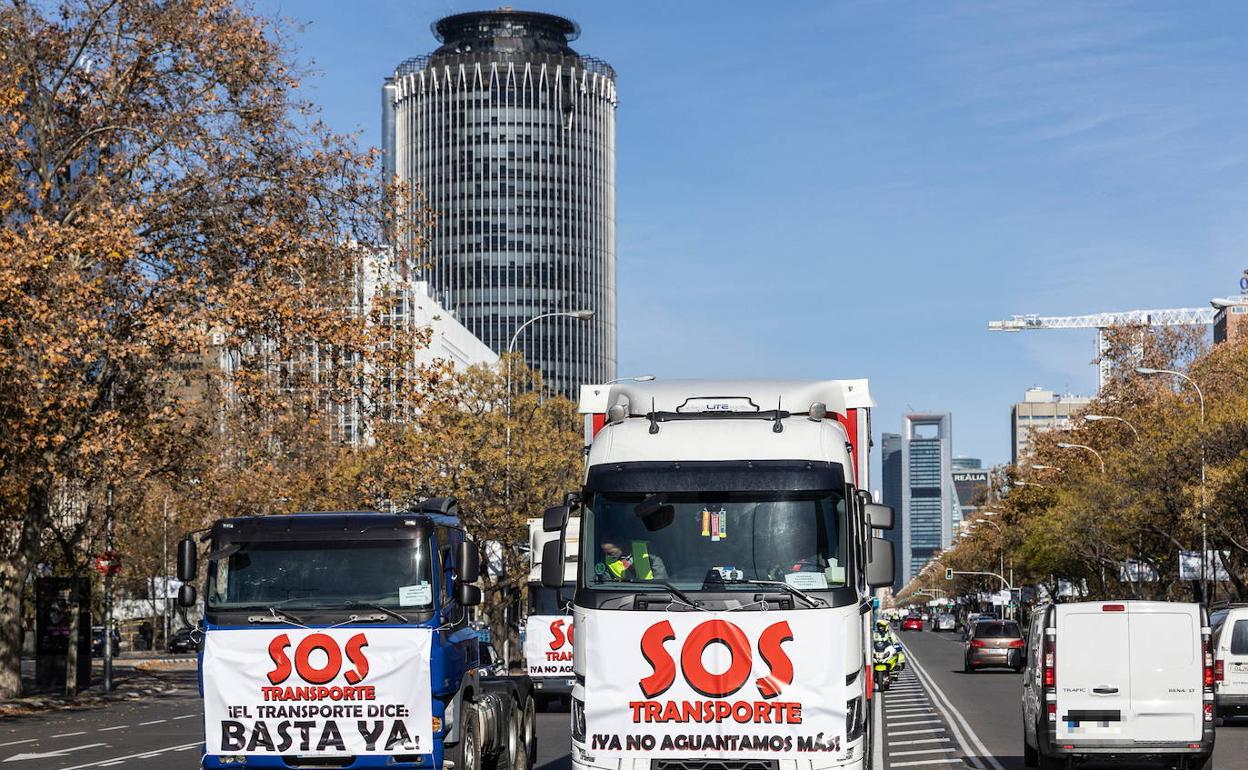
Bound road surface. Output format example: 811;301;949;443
3;639;1244;769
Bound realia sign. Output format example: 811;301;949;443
203;627;433;756
525;615;574;678
584;611;847;758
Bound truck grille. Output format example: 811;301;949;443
654;762;778;770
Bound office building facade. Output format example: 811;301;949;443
383;10;617;398
1011;388;1092;464
901;414;958;585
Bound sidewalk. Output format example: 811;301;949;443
1;656;196;717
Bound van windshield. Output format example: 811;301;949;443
582;490;847;592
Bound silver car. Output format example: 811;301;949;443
935;613;957;632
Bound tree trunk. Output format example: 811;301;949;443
0;485;47;699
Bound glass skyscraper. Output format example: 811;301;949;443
383;10;617;397
900;413;957;585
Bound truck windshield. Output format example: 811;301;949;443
207;539;433;611
582;491;847;593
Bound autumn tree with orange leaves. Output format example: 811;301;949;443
0;0;425;697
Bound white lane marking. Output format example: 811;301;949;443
0;743;33;749
96;764;122;768
887;709;936;716
890;738;953;746
892;748;959;756
906;646;1000;770
173;745;197;751
889;728;947;736
891;759;965;767
51;742;201;770
171;715;196;720
4;743;107;762
887;706;935;712
138;720;165;726
889;719;944;727
51;732;86;738
96;726;127;732
872;691;885;770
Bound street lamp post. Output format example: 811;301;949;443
1055;442;1106;474
971;513;1010;617
1136;367;1208;602
504;309;595;505
1084;414;1139;439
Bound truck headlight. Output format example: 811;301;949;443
846;696;864;742
571;697;587;743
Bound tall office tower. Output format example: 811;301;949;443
383;10;618;398
880;432;904;591
1011;388;1092;465
901;414;958;585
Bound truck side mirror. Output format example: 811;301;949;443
177;537;197;582
177;583;197;608
455;582;482;607
865;503;895;530
457;539;480;584
866;537;895;588
541;538;565;589
543;505;569;533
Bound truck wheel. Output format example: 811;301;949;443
452;704;482;770
522;694;537;766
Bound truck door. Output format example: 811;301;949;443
1055;603;1133;742
1128;603;1201;742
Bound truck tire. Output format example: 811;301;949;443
1037;749;1065;770
522;694;537;766
451;704;483;770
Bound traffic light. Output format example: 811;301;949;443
945;567;953;581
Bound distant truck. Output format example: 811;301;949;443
177;499;536;770
541;379;895;770
524;517;579;709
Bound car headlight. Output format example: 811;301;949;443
571;697;587;743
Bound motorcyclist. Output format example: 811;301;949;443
873;619;906;669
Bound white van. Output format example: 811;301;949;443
1021;601;1215;770
1212;604;1248;721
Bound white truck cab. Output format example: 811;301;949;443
1022;600;1215;770
541;379;895;770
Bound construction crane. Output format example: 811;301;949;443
988;307;1217;390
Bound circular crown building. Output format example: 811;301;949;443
383;9;617;397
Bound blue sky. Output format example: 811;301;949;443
260;0;1248;473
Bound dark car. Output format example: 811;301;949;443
169;627;199;654
963;619;1025;672
91;625;120;657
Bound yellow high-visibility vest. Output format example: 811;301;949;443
605;541;654;580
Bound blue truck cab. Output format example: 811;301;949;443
176;498;535;770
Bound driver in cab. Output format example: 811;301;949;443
599;537;668;582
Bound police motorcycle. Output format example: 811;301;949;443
872;621;904;692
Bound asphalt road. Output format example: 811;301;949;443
887;626;1248;770
4;638;1245;769
0;668;571;770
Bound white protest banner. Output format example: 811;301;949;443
583;610;847;758
525;615;574;678
203;627;432;755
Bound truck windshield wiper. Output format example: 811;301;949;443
717;578;828;609
248;607;307;625
341;601;409;623
620;579;701;609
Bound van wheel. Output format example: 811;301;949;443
1023;737;1038;767
1182;755;1212;770
1037;751;1065;770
